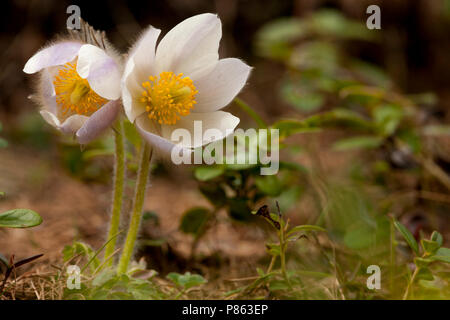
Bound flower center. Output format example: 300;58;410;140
140;71;198;125
53;62;107;117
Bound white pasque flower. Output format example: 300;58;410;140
24;41;121;144
122;13;251;154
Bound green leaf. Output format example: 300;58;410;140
0;209;42;228
266;243;281;257
287;225;326;237
269;279;290;291
293;41;339;72
63;242;91;261
373;104;404;137
431;231;443;247
414;257;432;268
340;85;385;100
431;247;450;264
255;18;305;59
394;220;419;255
309;9;375;41
128;280;161;300
272;119;321;139
256;267;265;277
224;163;258;171
194;165;225;181
280;82;324;112
333;136;383;151
166;272;207;290
179;207;211;237
107;291;134;300
62;241;100;272
273;109;373;139
92;269;116;287
421;239;440;255
416;267;434;281
350;61;391;88
256;18;305;44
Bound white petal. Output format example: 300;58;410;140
40;69;57;114
76;44;121;100
59;114;89;135
122;27;161;122
161;111;240;148
122;70;147;123
193;58;251;112
40;110;88;135
155;13;221;79
40;110;61;128
24;41;82;74
76;44;108;77
76;100;120;144
131;26;161;77
135;114;177;155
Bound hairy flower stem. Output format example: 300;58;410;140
117;143;152;274
104;120;126;266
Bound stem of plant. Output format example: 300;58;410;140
403;266;419;300
279;223;291;288
266;256;276;274
117;143;152;274
104;120;126;266
234;97;267;129
388;215;396;294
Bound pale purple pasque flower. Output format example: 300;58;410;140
122;13;251;154
24;39;122;144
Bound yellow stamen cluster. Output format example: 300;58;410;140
140;71;198;125
53;62;107;117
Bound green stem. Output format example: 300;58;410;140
104;120;126;266
279;223;291;288
266;255;276;274
117;143;152;275
234;97;267;129
403;266;419;300
389;216;396;294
